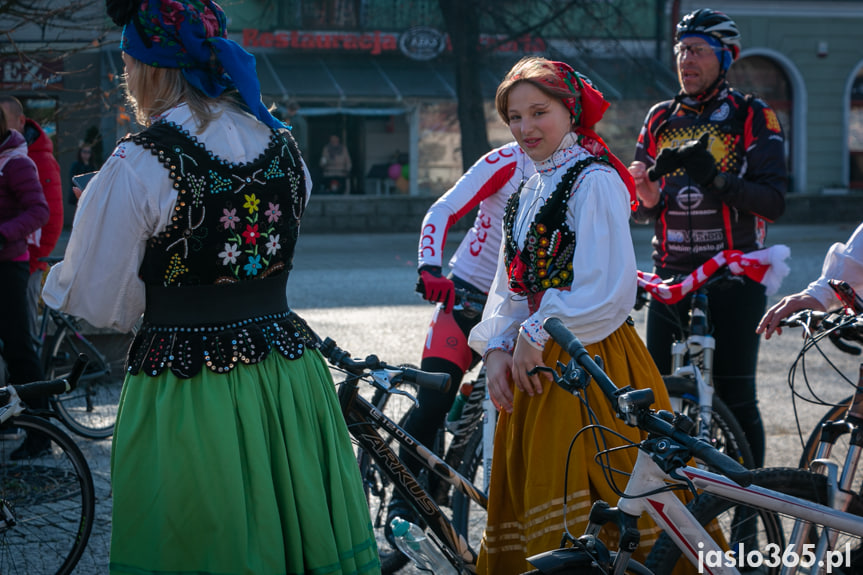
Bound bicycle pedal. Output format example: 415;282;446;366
0;427;23;441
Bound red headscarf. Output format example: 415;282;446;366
532;60;638;211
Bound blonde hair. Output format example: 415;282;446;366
123;55;241;130
495;56;575;125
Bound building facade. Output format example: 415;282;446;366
2;0;862;231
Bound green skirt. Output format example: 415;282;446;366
109;349;381;575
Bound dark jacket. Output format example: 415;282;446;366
633;85;788;273
23;119;63;273
0;130;49;262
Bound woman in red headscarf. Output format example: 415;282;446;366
468;56;675;574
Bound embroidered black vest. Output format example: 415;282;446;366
503;158;602;296
124;121;317;378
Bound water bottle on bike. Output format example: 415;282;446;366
390;517;457;575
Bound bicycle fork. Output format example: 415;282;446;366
786;365;863;574
670;335;716;443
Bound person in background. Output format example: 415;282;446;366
320;133;352;194
0;96;63;349
283;101;308;157
0;95;62;454
41;0;380;573
68;141;97;206
385;140;534;533
468;56;675;574
757;222;863;338
0;104;50;458
628;8;788;468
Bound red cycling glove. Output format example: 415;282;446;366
417;266;456;313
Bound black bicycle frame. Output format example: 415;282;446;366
338;381;486;572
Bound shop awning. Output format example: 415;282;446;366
256;53;677;106
108;49;676;107
257;53;509;104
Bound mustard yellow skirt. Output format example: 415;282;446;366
477;320;675;575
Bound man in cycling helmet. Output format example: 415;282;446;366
628;8;788;467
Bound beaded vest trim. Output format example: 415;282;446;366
122;121;316;378
127;310;318;378
503;158;601;295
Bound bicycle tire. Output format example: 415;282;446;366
358;369;421;574
664;375;756;469
799;395;851;469
0;414;96;575
645;467;838;575
521;551;654;575
450;424;485;550
43;323;135;439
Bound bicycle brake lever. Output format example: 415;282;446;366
389;387;420;409
532;362;591;394
371;370;421;408
829;331;861;355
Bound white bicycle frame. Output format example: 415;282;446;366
617;449;863;575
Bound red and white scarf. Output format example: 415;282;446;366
637;245;791;305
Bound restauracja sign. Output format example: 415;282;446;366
242;27;546;60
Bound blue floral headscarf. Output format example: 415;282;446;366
118;0;284;130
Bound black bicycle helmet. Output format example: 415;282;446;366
676;8;741;60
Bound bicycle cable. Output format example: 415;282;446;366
785;312;861;448
559;387;689;545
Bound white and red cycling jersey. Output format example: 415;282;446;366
417;141;534;292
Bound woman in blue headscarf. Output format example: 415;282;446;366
42;1;381;573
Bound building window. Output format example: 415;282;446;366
302;0;363;29
727;56;792;177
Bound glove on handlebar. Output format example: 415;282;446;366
417;266;455;313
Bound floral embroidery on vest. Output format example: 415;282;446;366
503;158;601;295
121;121;316;378
132;121;304;286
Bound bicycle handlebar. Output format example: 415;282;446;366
0;354;89;406
779;310;863;356
319;337;451;393
453;288;487;306
635;265;743;310
543;317;753;487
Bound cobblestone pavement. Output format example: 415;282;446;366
55;223;861;574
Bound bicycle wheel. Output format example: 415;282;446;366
644;467;860;575
0;414;96;575
664;375;756;469
44;324;135;439
799;395;851;469
450;425;485;550
358;373;421;574
798;395;863;564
